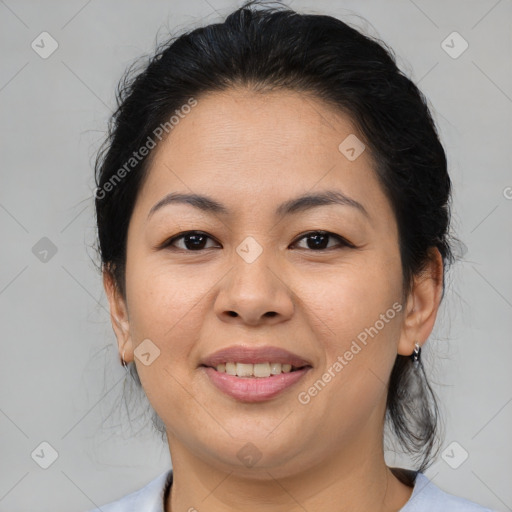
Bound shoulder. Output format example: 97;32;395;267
401;472;497;512
84;469;173;512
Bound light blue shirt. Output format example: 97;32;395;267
86;468;497;511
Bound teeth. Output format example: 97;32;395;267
225;362;236;375
270;363;282;375
236;363;253;377
253;362;270;377
215;362;297;377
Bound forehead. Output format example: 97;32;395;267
133;87;392;225
164;87;361;161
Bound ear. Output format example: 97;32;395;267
103;268;134;364
397;247;444;356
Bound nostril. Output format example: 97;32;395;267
227;311;238;317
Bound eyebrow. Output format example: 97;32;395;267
147;190;370;220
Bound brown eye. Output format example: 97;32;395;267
292;231;353;251
163;231;220;251
161;230;353;252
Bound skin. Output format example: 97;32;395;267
104;87;444;512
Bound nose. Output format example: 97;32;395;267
214;249;294;326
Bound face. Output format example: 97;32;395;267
109;88;412;478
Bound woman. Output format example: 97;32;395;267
88;1;496;510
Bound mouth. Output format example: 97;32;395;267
198;345;313;402
199;363;312;403
199;362;311;378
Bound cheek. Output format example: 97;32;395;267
294;260;402;440
298;252;403;348
125;257;211;365
125;265;211;416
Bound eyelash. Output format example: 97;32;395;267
160;230;355;252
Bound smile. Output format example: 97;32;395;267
200;365;312;402
211;361;305;377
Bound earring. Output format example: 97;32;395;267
121;348;129;371
411;342;421;367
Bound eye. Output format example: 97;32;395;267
162;231;221;251
160;230;354;252
291;230;354;251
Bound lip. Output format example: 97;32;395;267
201;366;312;402
199;345;312;368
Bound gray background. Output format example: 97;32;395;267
1;0;511;511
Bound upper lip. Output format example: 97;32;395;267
200;345;312;368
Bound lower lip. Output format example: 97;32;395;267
201;366;311;403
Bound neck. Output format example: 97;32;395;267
164;429;413;512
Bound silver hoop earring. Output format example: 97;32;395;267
411;342;421;367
